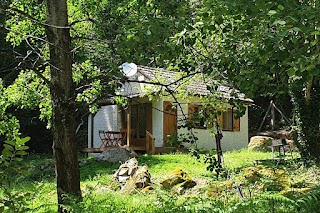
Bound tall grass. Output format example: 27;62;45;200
1;149;318;213
223;149;273;170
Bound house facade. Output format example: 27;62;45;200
87;66;252;152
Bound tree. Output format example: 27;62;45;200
2;0;81;210
2;0;198;210
45;0;82;209
0;0;21;143
68;0;192;68
169;0;320;162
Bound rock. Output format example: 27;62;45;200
248;136;273;152
172;179;197;194
133;165;151;189
243;165;290;191
95;147;137;163
160;168;196;191
113;158;139;182
113;158;152;193
258;130;291;139
141;186;154;194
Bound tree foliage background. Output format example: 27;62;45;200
166;0;320;162
0;0;319;210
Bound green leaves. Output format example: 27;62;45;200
277;5;285;11
0;136;30;202
273;20;286;26
0;136;32;212
0;136;30;162
268;10;277;16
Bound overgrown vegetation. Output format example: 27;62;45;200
0;137;31;212
1;149;319;212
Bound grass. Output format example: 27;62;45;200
1;149;320;212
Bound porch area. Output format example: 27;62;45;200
84;127;156;154
86;100;154;151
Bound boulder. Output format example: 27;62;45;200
113;158;152;193
258;130;291;139
248;136;273;152
160;168;196;193
96;147;137;163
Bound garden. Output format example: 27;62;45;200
1;137;319;213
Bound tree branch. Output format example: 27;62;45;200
305;76;313;105
69;18;95;27
32;63;51;86
9;7;70;29
71;36;117;44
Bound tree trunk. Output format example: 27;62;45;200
290;77;320;163
44;0;81;211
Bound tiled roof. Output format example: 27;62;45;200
131;65;252;102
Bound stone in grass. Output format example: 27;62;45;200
172;179;197;194
280;187;313;197
113;158;139;183
96;147;137;163
141;186;154;194
113;158;152;194
132;165;151;189
160;168;196;193
243;165;290;192
248;136;273;152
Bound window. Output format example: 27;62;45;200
188;104;205;128
188;104;240;131
217;109;240;131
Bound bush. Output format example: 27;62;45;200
0;137;32;212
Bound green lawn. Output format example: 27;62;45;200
1;149;320;213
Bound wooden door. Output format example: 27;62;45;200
124;103;152;146
163;101;177;146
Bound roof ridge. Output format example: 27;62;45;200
138;65;180;73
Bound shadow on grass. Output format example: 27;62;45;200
80;159;121;181
23;154;121;182
22;153;171;182
80;153;192;181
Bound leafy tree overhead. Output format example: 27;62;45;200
2;0;198;210
169;0;320;162
3;0;84;210
73;0;193;66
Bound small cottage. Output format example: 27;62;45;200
87;65;252;153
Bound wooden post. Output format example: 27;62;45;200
258;101;272;132
271;100;275;130
215;130;223;166
90;113;96;148
146;131;150;154
151;136;155;155
146;131;155;155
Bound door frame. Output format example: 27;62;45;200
163;101;178;147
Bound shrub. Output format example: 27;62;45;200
0;137;32;212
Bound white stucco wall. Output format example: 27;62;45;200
152;97;164;147
87;105;121;148
88;100;249;151
178;104;249;151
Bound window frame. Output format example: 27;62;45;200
217;108;240;132
188;103;206;129
188;103;240;131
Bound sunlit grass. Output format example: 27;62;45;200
2;149;318;213
223;149;273;170
138;153;210;180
